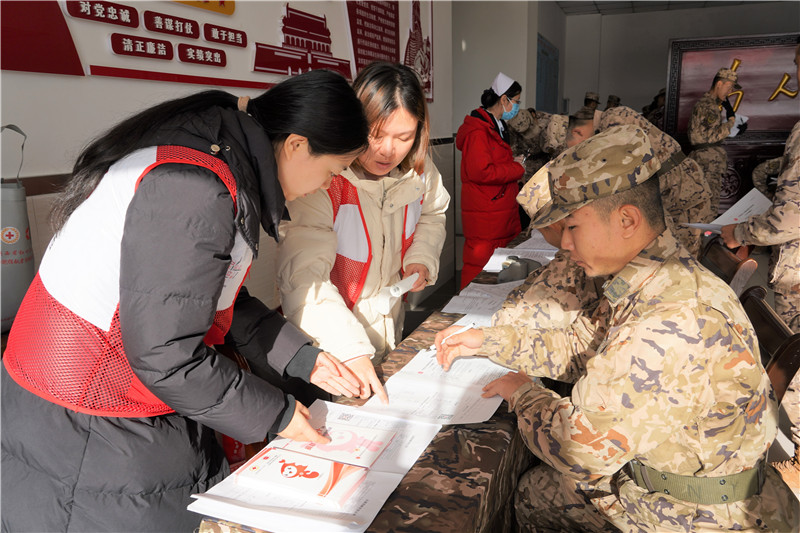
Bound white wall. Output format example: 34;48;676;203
536;0;567;112
565;2;800;115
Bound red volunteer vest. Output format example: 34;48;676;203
4;146;248;417
326;174;423;309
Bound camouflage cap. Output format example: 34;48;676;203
715;68;742;89
607;94;621;105
585;91;600;103
529;124;661;228
517;164;551;218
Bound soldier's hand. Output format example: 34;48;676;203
482;371;532;402
721;99;735;120
434;325;484;371
720;224;742;248
277;402;329;444
737;122;748;135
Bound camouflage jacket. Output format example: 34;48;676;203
490;250;608;382
735;120;800;292
751;156;781;200
480;230;794;527
687;91;734;157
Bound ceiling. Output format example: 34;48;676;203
555;1;771;16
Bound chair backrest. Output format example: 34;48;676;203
699;236;758;297
740;286;800;403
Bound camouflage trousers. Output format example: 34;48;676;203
689;147;726;218
784;375;800;453
774;288;800;334
660;158;712;257
514;464;618;533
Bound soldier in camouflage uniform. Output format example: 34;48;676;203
688;67;744;216
435;125;799;532
507;108;553;181
604;94;620;111
566;105;712;256
721;44;800;494
751;156;782;200
492;166;609;361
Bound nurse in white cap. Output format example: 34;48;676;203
456;72;526;288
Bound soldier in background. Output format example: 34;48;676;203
751;157;781;199
435;125;798;532
565;105;712;256
644;88;665;130
507;107;552;180
584;91;600;111
721;42;800;494
604;94;620;110
687;68;746;216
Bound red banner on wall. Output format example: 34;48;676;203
143;10;199;39
110;33;173;60
203;23;247;47
66;1;139;27
177;43;226;67
346;1;399;71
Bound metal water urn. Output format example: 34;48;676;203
2;125;35;332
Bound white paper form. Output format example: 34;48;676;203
482;248;556;272
440;279;525;319
683;188;771;233
728;114;748;137
188;401;441;533
359;348;507;424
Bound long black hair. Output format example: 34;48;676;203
51;69;368;231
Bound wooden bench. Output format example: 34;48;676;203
699;236;758;297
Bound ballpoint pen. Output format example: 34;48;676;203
430;322;477;350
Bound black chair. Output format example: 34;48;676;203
740;286;800;402
699;236;758;297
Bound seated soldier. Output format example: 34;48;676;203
492;165;609;379
566;105;712;257
435;125;799;532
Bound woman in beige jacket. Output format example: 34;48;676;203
278;62;450;403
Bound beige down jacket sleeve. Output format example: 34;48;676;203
277;157;450;362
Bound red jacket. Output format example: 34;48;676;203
456;108;524;242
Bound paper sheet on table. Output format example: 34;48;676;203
482;248;556;272
359;348;507;424
682;188;771;232
188;401;441;533
440;279;525;319
728;114;748;137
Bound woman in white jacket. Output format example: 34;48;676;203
278;62;450;402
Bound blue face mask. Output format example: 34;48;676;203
502;100;520;121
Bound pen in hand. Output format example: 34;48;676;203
430;322;477;351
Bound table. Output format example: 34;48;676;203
199;308;536;533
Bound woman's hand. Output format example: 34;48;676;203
277;402;329;444
434;325;484;371
403;263;430;292
720;224;741;248
482;371;532;402
309;352;361;397
344;355;389;404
